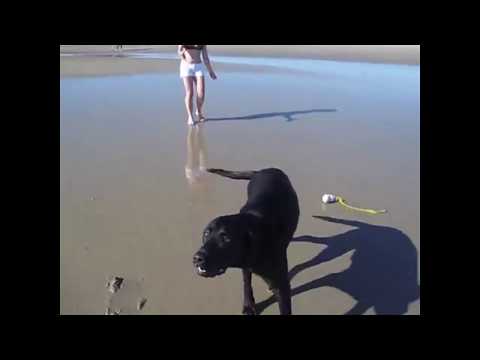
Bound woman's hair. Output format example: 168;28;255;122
184;45;205;50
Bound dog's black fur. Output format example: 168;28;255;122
193;168;299;315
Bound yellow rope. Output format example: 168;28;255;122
336;197;387;215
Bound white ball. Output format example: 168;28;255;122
322;194;337;204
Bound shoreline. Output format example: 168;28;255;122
60;56;310;78
60;45;420;65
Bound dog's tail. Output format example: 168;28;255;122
207;168;257;180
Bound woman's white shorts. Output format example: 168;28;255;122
180;61;206;78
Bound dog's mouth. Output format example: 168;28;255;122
196;265;226;278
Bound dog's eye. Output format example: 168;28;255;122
202;230;210;244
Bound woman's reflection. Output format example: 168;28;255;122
185;124;209;192
185;124;212;242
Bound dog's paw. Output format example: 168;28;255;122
242;305;257;315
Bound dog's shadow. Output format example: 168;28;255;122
206;109;337;123
256;216;420;315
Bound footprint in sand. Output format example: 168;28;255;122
104;276;147;315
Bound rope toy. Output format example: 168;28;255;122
322;194;387;215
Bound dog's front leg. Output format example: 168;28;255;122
273;283;292;315
273;260;292;315
242;269;257;315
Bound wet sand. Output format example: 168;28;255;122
60;47;420;315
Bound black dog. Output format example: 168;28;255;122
193;168;299;315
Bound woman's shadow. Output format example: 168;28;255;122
206;109;337;123
256;216;420;315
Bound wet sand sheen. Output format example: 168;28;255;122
60;53;420;315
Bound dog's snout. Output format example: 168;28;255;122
193;252;206;265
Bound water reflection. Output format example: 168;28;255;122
185;124;209;191
185;124;212;243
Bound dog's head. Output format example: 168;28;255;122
193;215;255;278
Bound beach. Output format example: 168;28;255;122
60;45;420;315
61;45;419;64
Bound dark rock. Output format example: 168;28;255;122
137;298;147;311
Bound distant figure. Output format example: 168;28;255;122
113;45;123;52
178;45;217;126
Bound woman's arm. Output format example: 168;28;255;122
202;46;217;79
178;45;186;59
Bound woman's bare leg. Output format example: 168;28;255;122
182;77;195;125
195;76;206;121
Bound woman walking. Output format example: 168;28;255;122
178;45;217;126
